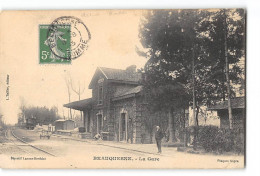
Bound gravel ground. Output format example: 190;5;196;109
0;128;244;169
0;129;25;155
12;128;68;157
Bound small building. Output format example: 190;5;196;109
208;97;245;130
54;119;75;131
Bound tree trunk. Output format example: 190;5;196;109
168;108;176;142
223;10;233;129
222;68;226;101
195;106;199;126
183;108;187;147
172;109;176;141
150;132;153;144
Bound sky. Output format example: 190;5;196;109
0;10;147;124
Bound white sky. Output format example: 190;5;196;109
0;10;147;124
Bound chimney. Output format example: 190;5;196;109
125;65;136;73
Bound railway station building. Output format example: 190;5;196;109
64;65;186;144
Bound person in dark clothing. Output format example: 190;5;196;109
155;126;164;153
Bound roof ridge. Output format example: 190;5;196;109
89;66;141;88
98;67;108;79
98;67;124;71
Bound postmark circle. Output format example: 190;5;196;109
47;16;91;60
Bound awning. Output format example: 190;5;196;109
63;98;93;111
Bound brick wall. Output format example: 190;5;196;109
112;97;137;142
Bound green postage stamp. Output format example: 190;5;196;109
39;24;71;64
39;16;91;64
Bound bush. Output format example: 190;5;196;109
197;126;219;152
233;132;245;154
187;126;244;154
213;129;234;153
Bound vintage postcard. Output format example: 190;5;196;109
0;9;245;169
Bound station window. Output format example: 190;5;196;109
98;85;103;105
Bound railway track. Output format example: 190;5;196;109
5;129;56;157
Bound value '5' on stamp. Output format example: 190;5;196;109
39;25;71;64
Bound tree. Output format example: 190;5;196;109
139;80;187;142
64;70;85;121
21;105;60;127
70;79;85;121
198;9;245;129
0;111;3;126
139;9;245;134
139;10;208;142
64;70;73;119
19;97;27;123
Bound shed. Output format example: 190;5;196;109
208;97;245;129
54;119;75;131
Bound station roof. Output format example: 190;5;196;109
208;97;245;110
112;86;142;101
63;98;93;111
89;66;141;88
98;67;141;82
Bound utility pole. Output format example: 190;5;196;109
223;10;233;129
192;46;198;127
191;44;198;149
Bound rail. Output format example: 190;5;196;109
9;129;56;157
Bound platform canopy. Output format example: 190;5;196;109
63;98;93;111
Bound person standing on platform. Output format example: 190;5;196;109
155;126;164;153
